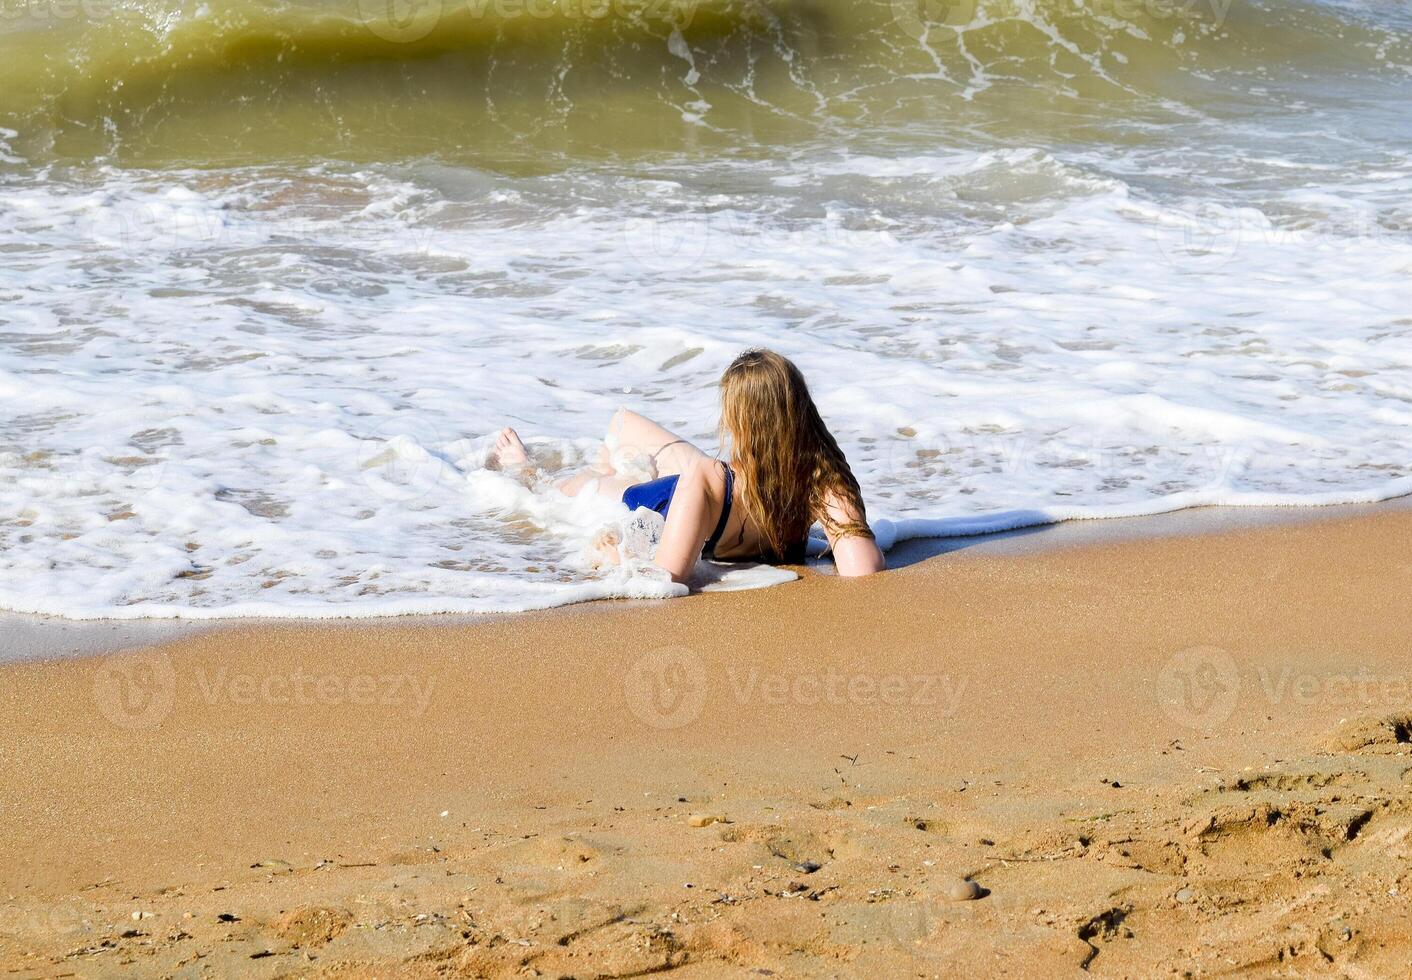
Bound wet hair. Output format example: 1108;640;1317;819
719;349;874;562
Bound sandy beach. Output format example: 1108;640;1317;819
5;0;1410;972
2;509;1410;977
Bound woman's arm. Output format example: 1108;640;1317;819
651;458;724;585
822;490;885;577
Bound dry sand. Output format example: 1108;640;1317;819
2;510;1411;977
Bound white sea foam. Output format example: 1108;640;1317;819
1;145;1409;619
0;127;21;164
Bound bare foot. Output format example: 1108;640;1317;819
490;427;530;472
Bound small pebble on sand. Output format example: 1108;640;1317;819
943;878;983;902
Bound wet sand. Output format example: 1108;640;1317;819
2;509;1411;976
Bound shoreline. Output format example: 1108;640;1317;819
4;492;1410;666
3;507;1411;975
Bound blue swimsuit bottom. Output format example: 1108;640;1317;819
622;463;735;559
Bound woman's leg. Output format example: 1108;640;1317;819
556;407;708;498
557;469;632;499
489;425;619;496
492;409;706;497
605;408;707;478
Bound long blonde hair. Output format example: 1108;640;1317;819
719;349;874;562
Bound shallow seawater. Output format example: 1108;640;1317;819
1;0;1410;617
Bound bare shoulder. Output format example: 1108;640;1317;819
680;455;728;498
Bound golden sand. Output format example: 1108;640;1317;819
3;511;1411;976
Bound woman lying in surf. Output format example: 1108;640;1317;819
490;348;886;583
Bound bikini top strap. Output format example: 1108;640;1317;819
702;462;734;559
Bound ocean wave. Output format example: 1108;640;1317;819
0;0;1406;162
